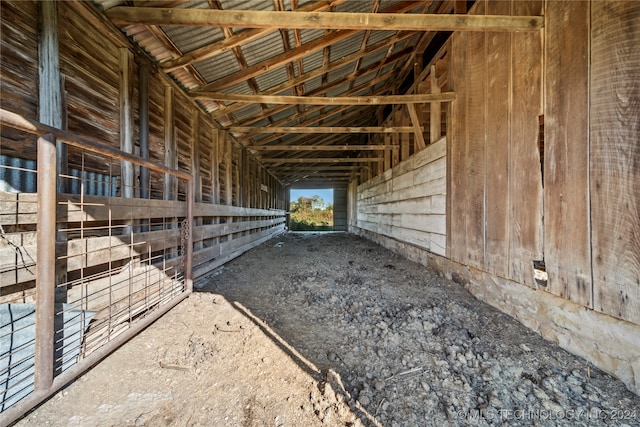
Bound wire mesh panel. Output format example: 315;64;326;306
0;110;192;419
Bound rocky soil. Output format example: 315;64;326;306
17;232;639;426
203;232;639;427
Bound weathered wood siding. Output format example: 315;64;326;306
356;137;446;256
0;0;288;298
0;1;39;157
544;1;592;306
589;2;640;325
352;0;640;393
449;0;544;287
544;1;640;325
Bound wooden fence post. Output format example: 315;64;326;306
34;133;56;393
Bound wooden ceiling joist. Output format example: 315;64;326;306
107;8;543;32
210;40;415;119
248;145;398;151
190;1;421;92
193;92;456;105
275;165;364;171
159;0;344;72
232;126;419;134
259;158;382;163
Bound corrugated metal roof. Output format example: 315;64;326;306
327;63;355;84
329;34;365;63
254;65;290;92
240;31;284;67
193;50;242;82
96;0;453;177
163;26;225;54
232;104;263;122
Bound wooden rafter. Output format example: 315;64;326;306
107;8;544;32
259;157;381;163
247;144;398;151
215;46;412;123
232;126;418;134
156;0;345;72
191;2;421;92
193;92;456;105
206;31;416;120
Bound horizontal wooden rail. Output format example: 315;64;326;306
0;109;191;180
1;192;187;225
193;202;286;218
192;218;286;242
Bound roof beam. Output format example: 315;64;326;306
248;144;398;151
189;2;421;92
193;92;456;105
260;157;381;163
232;126;419;134
107;8;543;32
210;42;414;119
276;165;364;170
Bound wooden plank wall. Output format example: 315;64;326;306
589;2;640;325
0;1;39;157
449;0;544;287
544;1;592;305
356;137;447;256
544;1;639;325
0;0;288;300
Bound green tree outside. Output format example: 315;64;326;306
289;195;333;231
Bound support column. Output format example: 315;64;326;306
139;60;150;199
34;134;56;393
119;48;134;200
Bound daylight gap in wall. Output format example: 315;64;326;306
289;188;334;232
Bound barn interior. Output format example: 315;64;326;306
0;0;638;424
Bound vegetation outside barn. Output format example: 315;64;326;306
289;195;333;231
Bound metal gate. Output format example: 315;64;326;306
0;109;193;425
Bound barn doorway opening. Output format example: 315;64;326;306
289;188;334;231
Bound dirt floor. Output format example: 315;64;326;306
16;232;640;426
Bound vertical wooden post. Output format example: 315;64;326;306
430;65;442;143
139;60;150;199
185;178;194;292
34;133;56;393
224;134;232;206
38;1;65;189
38;0;66;377
212;129;220;204
164;87;177;257
241;149;248;207
222;132;233;239
191;111;202;251
164;87;176;199
119;48;134;199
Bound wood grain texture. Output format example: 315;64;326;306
448;30;468;264
463;2;486;269
482;0;511;279
0;1;39;121
509;0;543;288
543;1;592;303
107;7;543;32
590;2;640;324
58;2;120;148
356;138;446;256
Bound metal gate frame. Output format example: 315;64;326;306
0;109;193;426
